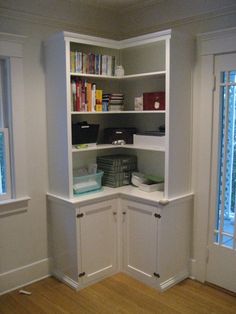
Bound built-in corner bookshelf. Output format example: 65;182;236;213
45;29;193;201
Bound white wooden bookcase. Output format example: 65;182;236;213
45;29;194;291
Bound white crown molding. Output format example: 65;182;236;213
119;4;236;39
77;0;162;12
0;4;236;40
0;32;26;43
0;7;119;39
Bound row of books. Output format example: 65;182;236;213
71;79;101;112
71;79;125;112
70;51;116;76
102;93;124;111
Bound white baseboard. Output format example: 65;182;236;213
0;258;50;295
159;270;189;291
52;269;80;290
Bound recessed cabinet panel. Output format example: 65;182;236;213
122;200;159;285
79;199;118;283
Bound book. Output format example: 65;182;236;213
86;82;92;112
71;80;76;111
92;83;96;112
76;79;81;111
96;89;103;111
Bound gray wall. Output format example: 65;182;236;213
0;0;236;293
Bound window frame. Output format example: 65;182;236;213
0;33;30;212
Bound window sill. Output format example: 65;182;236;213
0;197;30;217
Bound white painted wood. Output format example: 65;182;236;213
167;30;194;198
72;110;165;114
122;197;192;290
193;27;236;285
206;53;236;293
72;144;165;153
47;192;192;291
157;198;192;287
122;199;158;286
45;37;72;198
0;258;49;295
79;199;118;284
70;71;165;79
45;29;193;201
47;199;79;282
0;33;29;207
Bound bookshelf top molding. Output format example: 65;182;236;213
46;29;172;49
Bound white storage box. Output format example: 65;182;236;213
133;134;165;148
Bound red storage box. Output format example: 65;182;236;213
143;92;165;110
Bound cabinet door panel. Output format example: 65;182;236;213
123;200;158;283
79;200;117;284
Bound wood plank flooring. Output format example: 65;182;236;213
0;273;235;314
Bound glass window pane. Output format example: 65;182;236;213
221;234;233;249
216;81;236;249
0;130;6;195
229;70;236;83
223;218;234;235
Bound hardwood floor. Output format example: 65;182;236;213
0;273;235;314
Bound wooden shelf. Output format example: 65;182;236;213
72;144;165;153
71;110;165;115
70;71;166;80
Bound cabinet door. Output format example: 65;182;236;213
78;199;118;284
122;199;159;286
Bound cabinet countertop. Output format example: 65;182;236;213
47;186;193;208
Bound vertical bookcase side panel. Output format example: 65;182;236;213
48;200;79;282
45;37;71;198
164;37;170;199
167;32;195;198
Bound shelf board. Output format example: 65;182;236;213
67;185;165;205
72;144;165;153
70;71;166;80
71;110;165;114
72;144;114;152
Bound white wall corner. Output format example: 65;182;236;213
189;258;197;280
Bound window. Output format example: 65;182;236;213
0;33;29;211
0;59;11;200
215;70;236;249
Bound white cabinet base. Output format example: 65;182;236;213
48;192;192;292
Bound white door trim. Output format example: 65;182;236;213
192;27;236;282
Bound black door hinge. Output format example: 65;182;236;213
154;213;161;219
153;272;160;278
77;213;84;218
78;272;86;278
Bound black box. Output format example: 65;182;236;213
104;127;137;144
72;121;99;145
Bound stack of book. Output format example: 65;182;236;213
70;51;116;76
97;155;137;188
71;78;103;112
102;93;124;111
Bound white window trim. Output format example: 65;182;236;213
0;33;30;211
0;128;11;200
192;27;236;282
